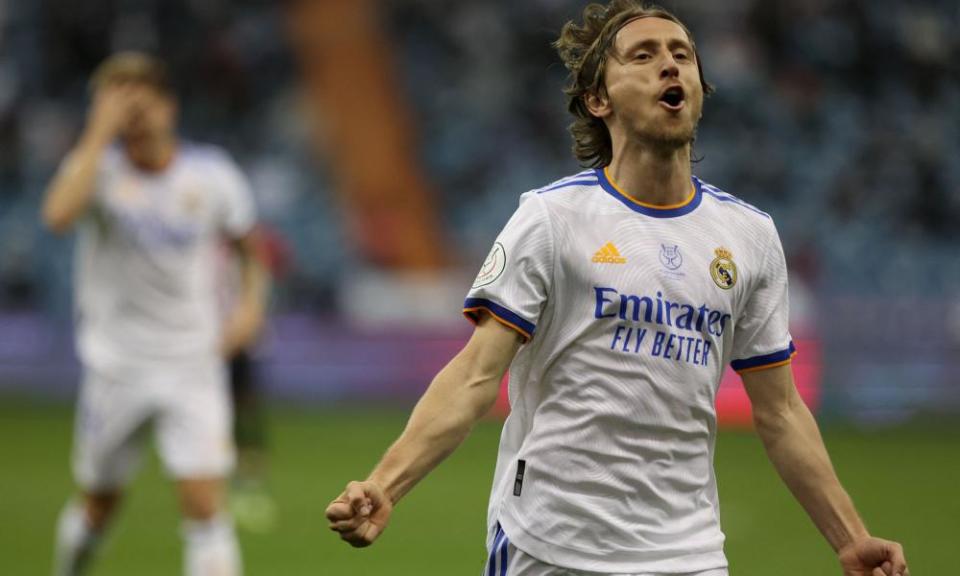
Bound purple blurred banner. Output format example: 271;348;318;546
254;316;470;403
0;313;471;405
818;297;960;423
1;304;957;425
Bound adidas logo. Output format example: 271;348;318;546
592;242;627;264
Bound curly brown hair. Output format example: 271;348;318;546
554;1;713;167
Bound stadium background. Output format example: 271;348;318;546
0;0;957;574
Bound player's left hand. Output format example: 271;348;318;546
838;536;909;576
221;301;265;357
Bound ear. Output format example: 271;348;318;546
584;90;611;119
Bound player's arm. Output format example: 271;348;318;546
326;314;522;547
742;365;909;576
221;228;270;357
41;85;138;234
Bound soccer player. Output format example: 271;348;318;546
221;225;289;533
326;2;910;576
42;52;267;576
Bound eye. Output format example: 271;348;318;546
635;52;651;61
674;52;689;61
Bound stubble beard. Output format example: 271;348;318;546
638;115;698;153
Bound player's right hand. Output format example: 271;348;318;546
325;480;393;548
83;85;142;146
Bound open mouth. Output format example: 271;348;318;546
659;86;685;111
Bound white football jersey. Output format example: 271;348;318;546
75;143;256;370
465;168;794;574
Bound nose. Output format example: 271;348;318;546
660;57;679;80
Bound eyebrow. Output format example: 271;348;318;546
619;37;694;56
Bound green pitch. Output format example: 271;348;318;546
0;399;955;575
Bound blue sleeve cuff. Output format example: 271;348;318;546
463;298;536;341
731;341;796;373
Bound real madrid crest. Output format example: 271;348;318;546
710;247;737;289
180;187;204;216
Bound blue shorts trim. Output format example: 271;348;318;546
485;523;510;576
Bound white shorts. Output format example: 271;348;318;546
484;524;729;576
72;359;235;491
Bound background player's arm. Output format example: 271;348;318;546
221;229;270;357
326;314;522;547
41;86;139;233
742;365;909;575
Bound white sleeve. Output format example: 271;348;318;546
463;192;553;342
215;154;257;238
730;220;795;373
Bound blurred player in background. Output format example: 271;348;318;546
42;52;267;576
326;2;909;576
220;224;289;534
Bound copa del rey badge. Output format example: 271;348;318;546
473;242;506;288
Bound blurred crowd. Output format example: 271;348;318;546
0;0;957;316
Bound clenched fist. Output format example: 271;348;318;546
325;481;393;548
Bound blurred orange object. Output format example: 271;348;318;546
285;0;445;271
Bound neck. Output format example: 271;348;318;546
125;134;176;172
606;140;692;206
